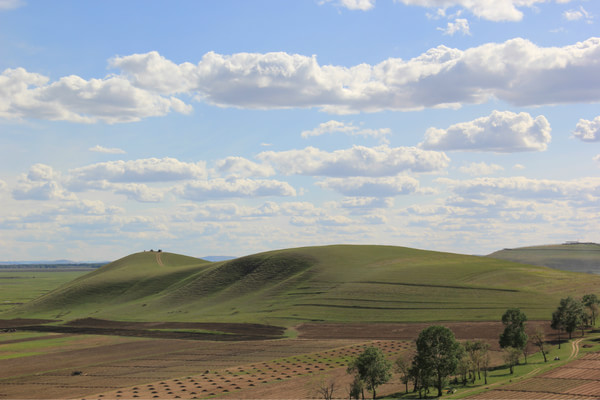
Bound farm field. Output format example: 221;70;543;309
0;270;91;313
470;339;600;399
0;319;560;399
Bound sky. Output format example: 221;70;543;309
0;0;599;261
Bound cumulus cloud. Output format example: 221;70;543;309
0;68;192;123
438;18;470;35
12;164;74;201
259;145;449;176
112;183;165;203
3;37;600;122
573;116;600;142
459;162;504;176
398;0;568;22
440;176;600;201
176;178;296;201
317;175;421;196
215;156;275;178
89;145;126;154
320;0;376;11
301;120;391;142
421;110;551;152
67;157;207;189
594;154;600;166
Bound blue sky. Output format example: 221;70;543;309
1;0;599;261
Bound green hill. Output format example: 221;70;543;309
5;245;600;326
488;243;600;274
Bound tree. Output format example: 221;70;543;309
348;375;365;400
414;325;462;398
481;349;491;385
464;340;489;382
499;308;528;352
502;347;521;374
552;297;585;340
582;294;599;327
395;355;411;394
531;327;548;363
311;373;336;400
347;346;392;400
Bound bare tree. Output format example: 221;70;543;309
531;327;549;363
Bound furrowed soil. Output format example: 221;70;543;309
0;319;559;399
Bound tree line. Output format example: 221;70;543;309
319;292;599;399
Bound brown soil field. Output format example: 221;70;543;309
0;319;561;399
470;351;600;399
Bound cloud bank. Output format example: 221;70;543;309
2;37;599;123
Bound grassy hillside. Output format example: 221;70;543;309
5;245;600;326
488;243;600;274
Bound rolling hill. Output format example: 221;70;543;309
488;243;600;274
5;245;600;326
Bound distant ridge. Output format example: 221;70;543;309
488;243;600;274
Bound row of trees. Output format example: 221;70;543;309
340;294;599;399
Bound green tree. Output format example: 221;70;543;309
395;354;410;394
414;325;462;398
552;296;585;340
502;347;521;374
582;294;599;327
499;308;528;352
347;346;392;399
531;327;548;363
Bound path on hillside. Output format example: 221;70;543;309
568;337;584;361
155;252;164;266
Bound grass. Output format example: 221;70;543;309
488;243;600;274
4;245;600;326
0;270;90;312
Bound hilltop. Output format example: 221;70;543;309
5;245;600;326
488;242;600;274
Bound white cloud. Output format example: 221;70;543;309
459;162;504;176
397;0;570;22
176;178;296;201
259;145;449;176
112;183;165;203
421;110;551;152
89;145;126;154
0;0;24;10
4;37;600;122
301;120;391;141
0;67;192;123
12;164;73;201
438;18;470;35
440;176;600;201
513;164;525;170
215;156;275;178
594;154;600;166
320;0;376;11
340;197;394;209
563;6;593;23
68;157;207;188
317;175;422;196
573;116;600;142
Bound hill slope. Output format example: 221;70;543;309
488;243;600;274
6;245;600;325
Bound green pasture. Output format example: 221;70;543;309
488;243;600;274
4;245;600;326
0;270;90;312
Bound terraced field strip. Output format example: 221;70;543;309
89;340;412;399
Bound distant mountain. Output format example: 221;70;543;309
201;256;236;262
487;242;600;274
